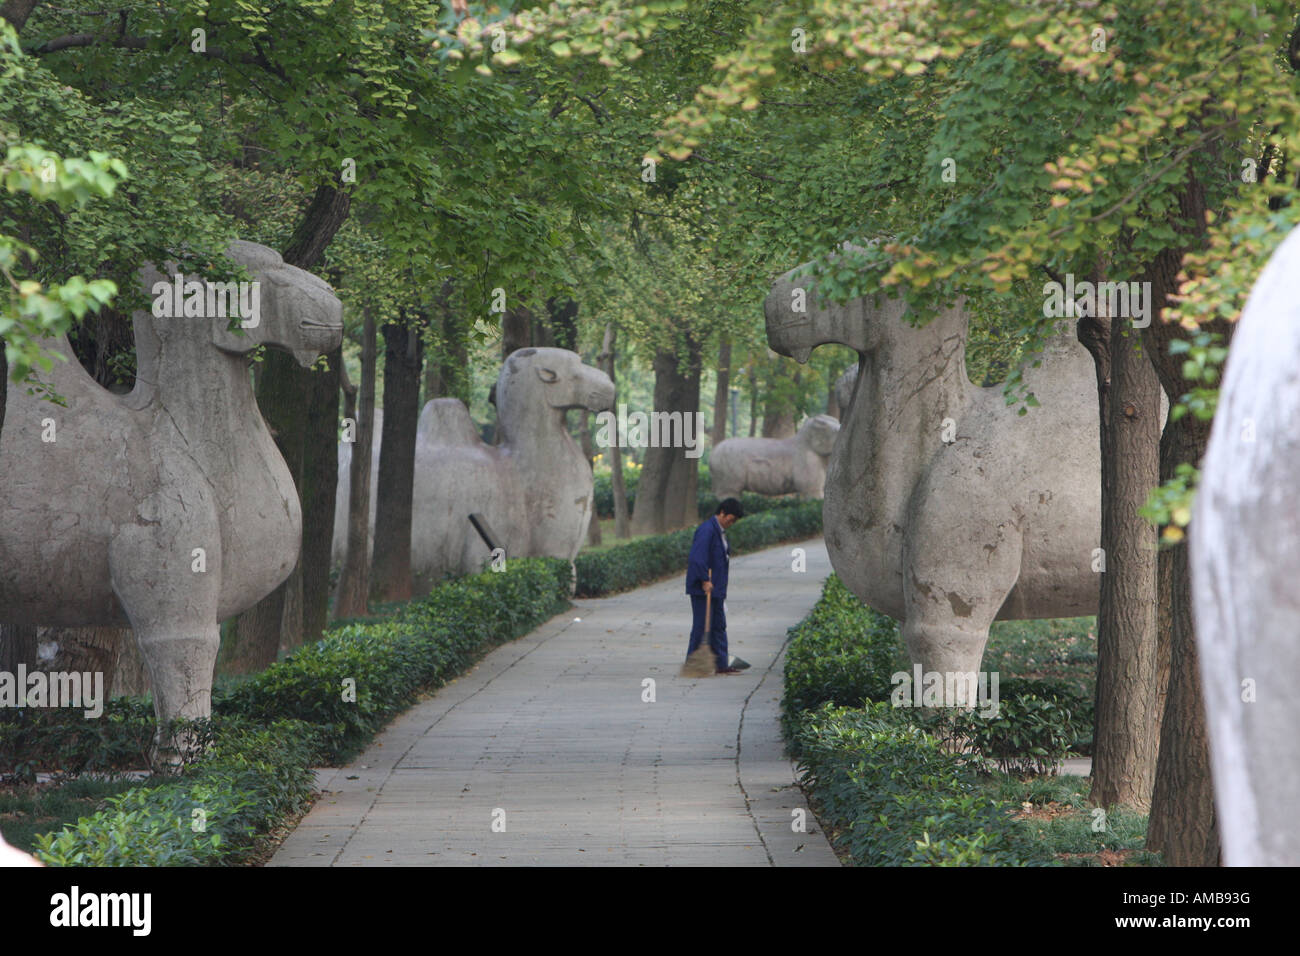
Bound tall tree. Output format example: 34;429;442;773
630;335;702;535
597;323;631;539
335;307;378;620
711;338;731;447
370;311;424;603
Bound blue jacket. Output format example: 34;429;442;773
686;516;730;598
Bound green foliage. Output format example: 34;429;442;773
791;702;1056;866
33;719;316;866
782;577;1114;865
592;468;641;518
0;22;125;388
574;499;822;597
781;575;906;745
918;682;1089;778
0;706;157;781
0;777;142;854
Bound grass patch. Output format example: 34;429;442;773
0;777;144;854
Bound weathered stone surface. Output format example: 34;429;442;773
765;249;1103;689
410;348;613;592
0;240;342;735
711;414;839;499
1192;225;1300;866
334;348;614;593
832;364;858;418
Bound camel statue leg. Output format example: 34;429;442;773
108;498;222;764
901;500;1024;707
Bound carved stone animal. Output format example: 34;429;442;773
0;240;342;743
765;256;1105;698
711;414;840;499
410;348;613;592
333;348;614;593
1192;224;1300;866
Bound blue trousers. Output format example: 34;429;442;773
687;594;728;671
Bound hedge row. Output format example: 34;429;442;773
792;702;1056;866
33;719;317;866
782;575;1085;865
574;498;823;597
19;558;573;865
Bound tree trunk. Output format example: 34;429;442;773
370;312;423;603
336;308;378;619
748;363;758;437
763;365;800;438
297;345;341;646
712;338;731;448
0;0;40;32
0;623;37;674
424;280;467;404
502;305;534;359
39;627;122;688
629;338;702;535
221;182;350;672
1;347;7;448
547;296;578;351
1082;280;1164;811
596;324;631;539
111;630;150;697
1143;174;1223;865
1146;409;1219;863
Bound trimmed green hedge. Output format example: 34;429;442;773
782;574;1088;865
574;498;823;597
792;702;1056;866
20;558;572;866
33;719;316;866
782;575;907;746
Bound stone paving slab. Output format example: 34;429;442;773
272;537;839;867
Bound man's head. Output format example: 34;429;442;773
716;497;744;529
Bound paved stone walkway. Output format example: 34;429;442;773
271;538;840;867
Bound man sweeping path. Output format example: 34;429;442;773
685;498;745;675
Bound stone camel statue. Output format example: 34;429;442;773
710;414;840;499
765;257;1104;698
1192;224;1300;866
0;240;342;748
410;348;614;592
333;347;615;593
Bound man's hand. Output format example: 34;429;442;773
702;580;713;595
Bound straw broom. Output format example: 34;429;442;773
680;570;717;677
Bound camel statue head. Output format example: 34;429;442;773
210;240;343;366
764;243;968;371
799;414;841;456
140;240;342;369
497;347;615;422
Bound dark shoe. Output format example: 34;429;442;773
716;667;743;675
728;656;751;670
